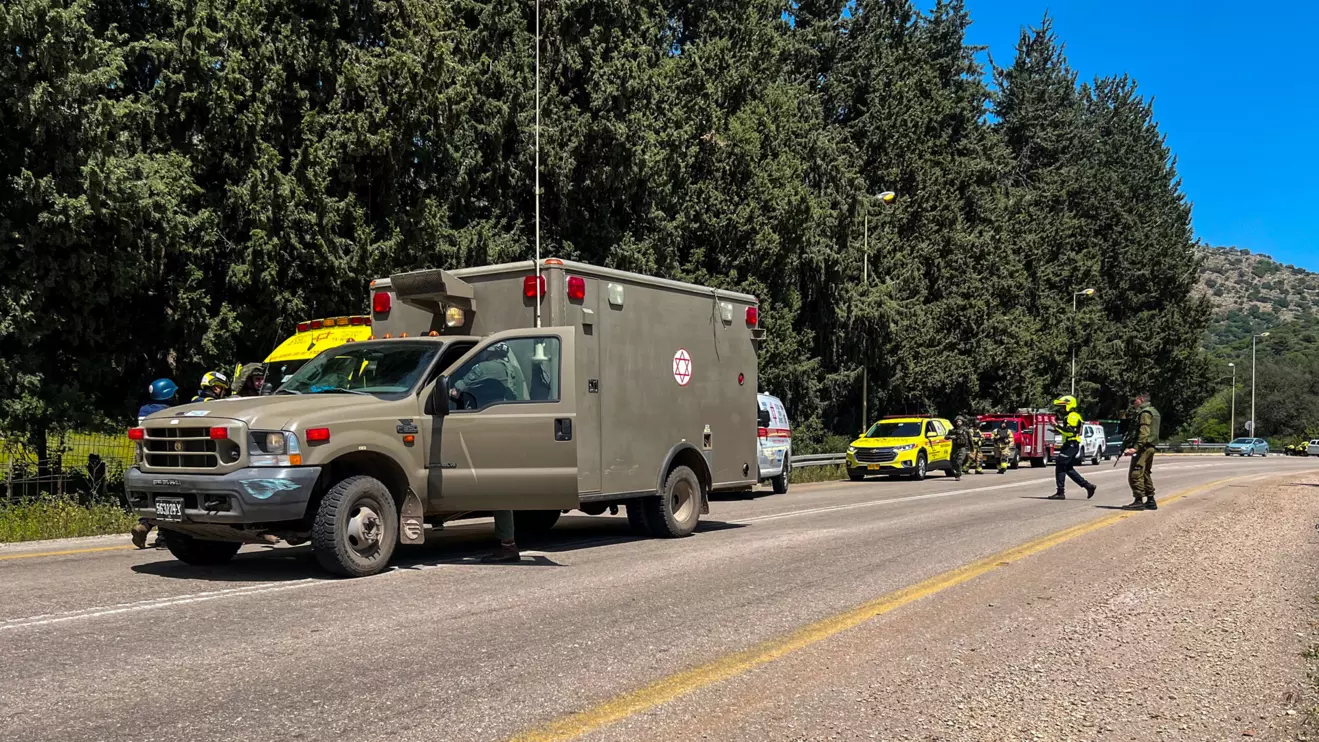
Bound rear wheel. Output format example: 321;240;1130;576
642;465;702;537
1010;452;1021;469
1030;457;1045;468
160;530;241;566
312;475;398;577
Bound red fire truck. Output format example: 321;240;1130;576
976;409;1058;469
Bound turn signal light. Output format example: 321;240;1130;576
567;275;586;301
209;427;229;440
373;291;392;314
746;306;759;327
523;275;546;298
127;427;145;441
306;427;331;443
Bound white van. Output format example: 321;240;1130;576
756;393;792;493
1080;423;1106;465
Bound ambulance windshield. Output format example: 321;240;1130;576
279;342;439;397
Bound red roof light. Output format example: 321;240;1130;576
297;322;310;332
310;320;323;330
372;291;392;314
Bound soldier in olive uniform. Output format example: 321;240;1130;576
993;421;1014;474
1121;392;1161;510
949;417;976;481
449;342;528;561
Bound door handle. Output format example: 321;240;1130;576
555;418;573;441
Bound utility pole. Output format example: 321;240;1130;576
533;0;542;328
1071;288;1095;397
1228;362;1235;440
859;191;896;433
1250;332;1269;437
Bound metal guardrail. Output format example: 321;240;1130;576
791;453;846;468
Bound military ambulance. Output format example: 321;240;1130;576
127;259;761;577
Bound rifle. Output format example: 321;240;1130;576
1112;448;1125;468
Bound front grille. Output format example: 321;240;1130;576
143;426;238;469
854;448;897;464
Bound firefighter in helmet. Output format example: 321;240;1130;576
191;371;230;403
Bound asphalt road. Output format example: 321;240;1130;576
3;455;1318;742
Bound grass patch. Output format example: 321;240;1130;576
0;497;136;543
791;464;846;485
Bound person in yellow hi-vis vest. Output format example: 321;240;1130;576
1048;395;1097;500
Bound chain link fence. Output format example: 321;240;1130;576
0;433;135;504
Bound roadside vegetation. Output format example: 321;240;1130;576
0;497;136;543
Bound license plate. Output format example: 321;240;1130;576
155;497;184;521
868;464;882;471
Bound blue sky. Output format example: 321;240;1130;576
963;1;1319;272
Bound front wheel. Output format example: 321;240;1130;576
847;469;866;482
771;460;789;494
910;452;928;481
312;475;399;577
161;530;242;566
1029;457;1045;468
642;465;702;537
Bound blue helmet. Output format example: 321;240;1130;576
148;378;178;401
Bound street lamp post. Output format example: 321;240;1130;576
1250;332;1269;437
1070;288;1096;397
860;191;897;433
1227;362;1235;440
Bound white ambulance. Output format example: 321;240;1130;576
756;392;792;493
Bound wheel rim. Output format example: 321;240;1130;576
346;501;382;554
671;478;696;523
917;456;926;477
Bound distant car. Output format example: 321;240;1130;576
1308;439;1319;457
1225;437;1269;457
756;393;792;494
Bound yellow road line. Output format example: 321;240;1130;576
510;474;1250;742
0;544;133;561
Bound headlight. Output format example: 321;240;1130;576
847;446;857;454
250;431;303;467
892;443;916;452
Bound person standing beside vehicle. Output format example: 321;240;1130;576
949;416;976;481
132;378;179;548
1048;395;1097;500
1122;392;1161;510
993;421;1014;474
191;371;230;403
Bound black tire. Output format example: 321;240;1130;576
514;510;561;542
847;469;866;482
910;452;928;481
160;530;242;566
771;460;789;494
1030;457;1044;468
312;475;398;577
1010;452;1021;470
642;465;702;537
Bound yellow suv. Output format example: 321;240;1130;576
846;415;954;481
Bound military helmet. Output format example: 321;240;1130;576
490;341;511;355
1051;395;1077;412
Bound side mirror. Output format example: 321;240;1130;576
425;376;450;417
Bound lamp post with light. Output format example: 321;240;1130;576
1071;288;1096;397
860;191;897;432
